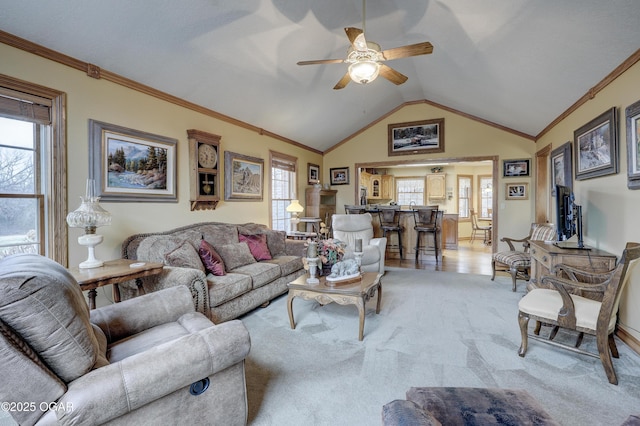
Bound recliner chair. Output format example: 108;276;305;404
331;213;387;275
0;254;250;426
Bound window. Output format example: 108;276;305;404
270;151;297;232
395;177;424;205
0;76;66;263
478;175;493;219
457;175;472;219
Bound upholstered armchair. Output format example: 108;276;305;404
331;213;387;274
491;223;556;291
0;254;250;426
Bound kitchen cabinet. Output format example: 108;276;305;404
427;173;446;200
381;175;394;200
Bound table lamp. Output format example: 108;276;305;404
286;199;304;230
66;179;112;268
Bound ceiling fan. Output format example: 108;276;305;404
297;1;433;90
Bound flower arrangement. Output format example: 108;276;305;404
306;238;346;265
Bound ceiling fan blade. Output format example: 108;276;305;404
297;59;345;66
381;42;433;61
345;27;368;51
379;64;408;85
333;72;352;90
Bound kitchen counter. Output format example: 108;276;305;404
364;209;459;258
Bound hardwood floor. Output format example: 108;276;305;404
384;240;493;275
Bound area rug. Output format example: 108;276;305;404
240;268;640;426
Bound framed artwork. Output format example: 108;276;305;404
502;159;530;177
505;182;528;200
574;107;618;180
388;118;445;156
308;163;320;185
329;167;349;185
224;151;264;201
550;141;573;196
88;119;177;202
625;99;640;189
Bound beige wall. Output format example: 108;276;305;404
0;43;322;267
536;60;640;342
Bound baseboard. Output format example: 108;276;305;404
616;326;640;355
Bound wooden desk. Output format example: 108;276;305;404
70;259;164;309
529;240;617;292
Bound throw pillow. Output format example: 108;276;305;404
164;240;205;273
198;238;226;276
217;242;257;271
239;233;272;261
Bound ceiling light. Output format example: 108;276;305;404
348;60;380;84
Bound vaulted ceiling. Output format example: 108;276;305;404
2;1;640;152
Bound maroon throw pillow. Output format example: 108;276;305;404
198;238;226;276
239;233;272;261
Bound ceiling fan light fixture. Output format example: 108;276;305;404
348;60;380;84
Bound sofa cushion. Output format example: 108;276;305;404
136;235;184;264
199;239;226;276
232;262;281;289
0;254;101;383
239;233;272;261
164;240;205;273
207;273;253;307
265;255;305;277
382;400;442;426
218;242;257;271
238;225;287;256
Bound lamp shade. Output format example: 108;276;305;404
348;60;380;85
286;199;304;214
66;180;111;233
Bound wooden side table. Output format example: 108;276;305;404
69;259;164;309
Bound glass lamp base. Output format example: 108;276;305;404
78;234;104;269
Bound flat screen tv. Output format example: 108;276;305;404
554;184;588;250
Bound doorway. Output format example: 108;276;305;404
355;155;498;272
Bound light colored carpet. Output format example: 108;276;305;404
241;267;640;426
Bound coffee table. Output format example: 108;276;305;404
287;271;383;341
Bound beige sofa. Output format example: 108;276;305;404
120;222;306;323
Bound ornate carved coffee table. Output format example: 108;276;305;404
287;272;383;341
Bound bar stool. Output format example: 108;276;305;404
413;206;441;263
345;204;366;214
378;206;403;259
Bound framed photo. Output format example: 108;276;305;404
574;107;618;180
388;118;445;156
550;141;573;196
88;120;177;202
505;182;528;200
502;159;530;177
224;151;264;201
308;163;320;185
329;167;349;185
625;99;640;189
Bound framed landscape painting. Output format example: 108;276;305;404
502;159;530;177
224;151;264;201
388;118;445;156
550;141;573;195
89;120;177;202
574;107;618;180
625;99;640;189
